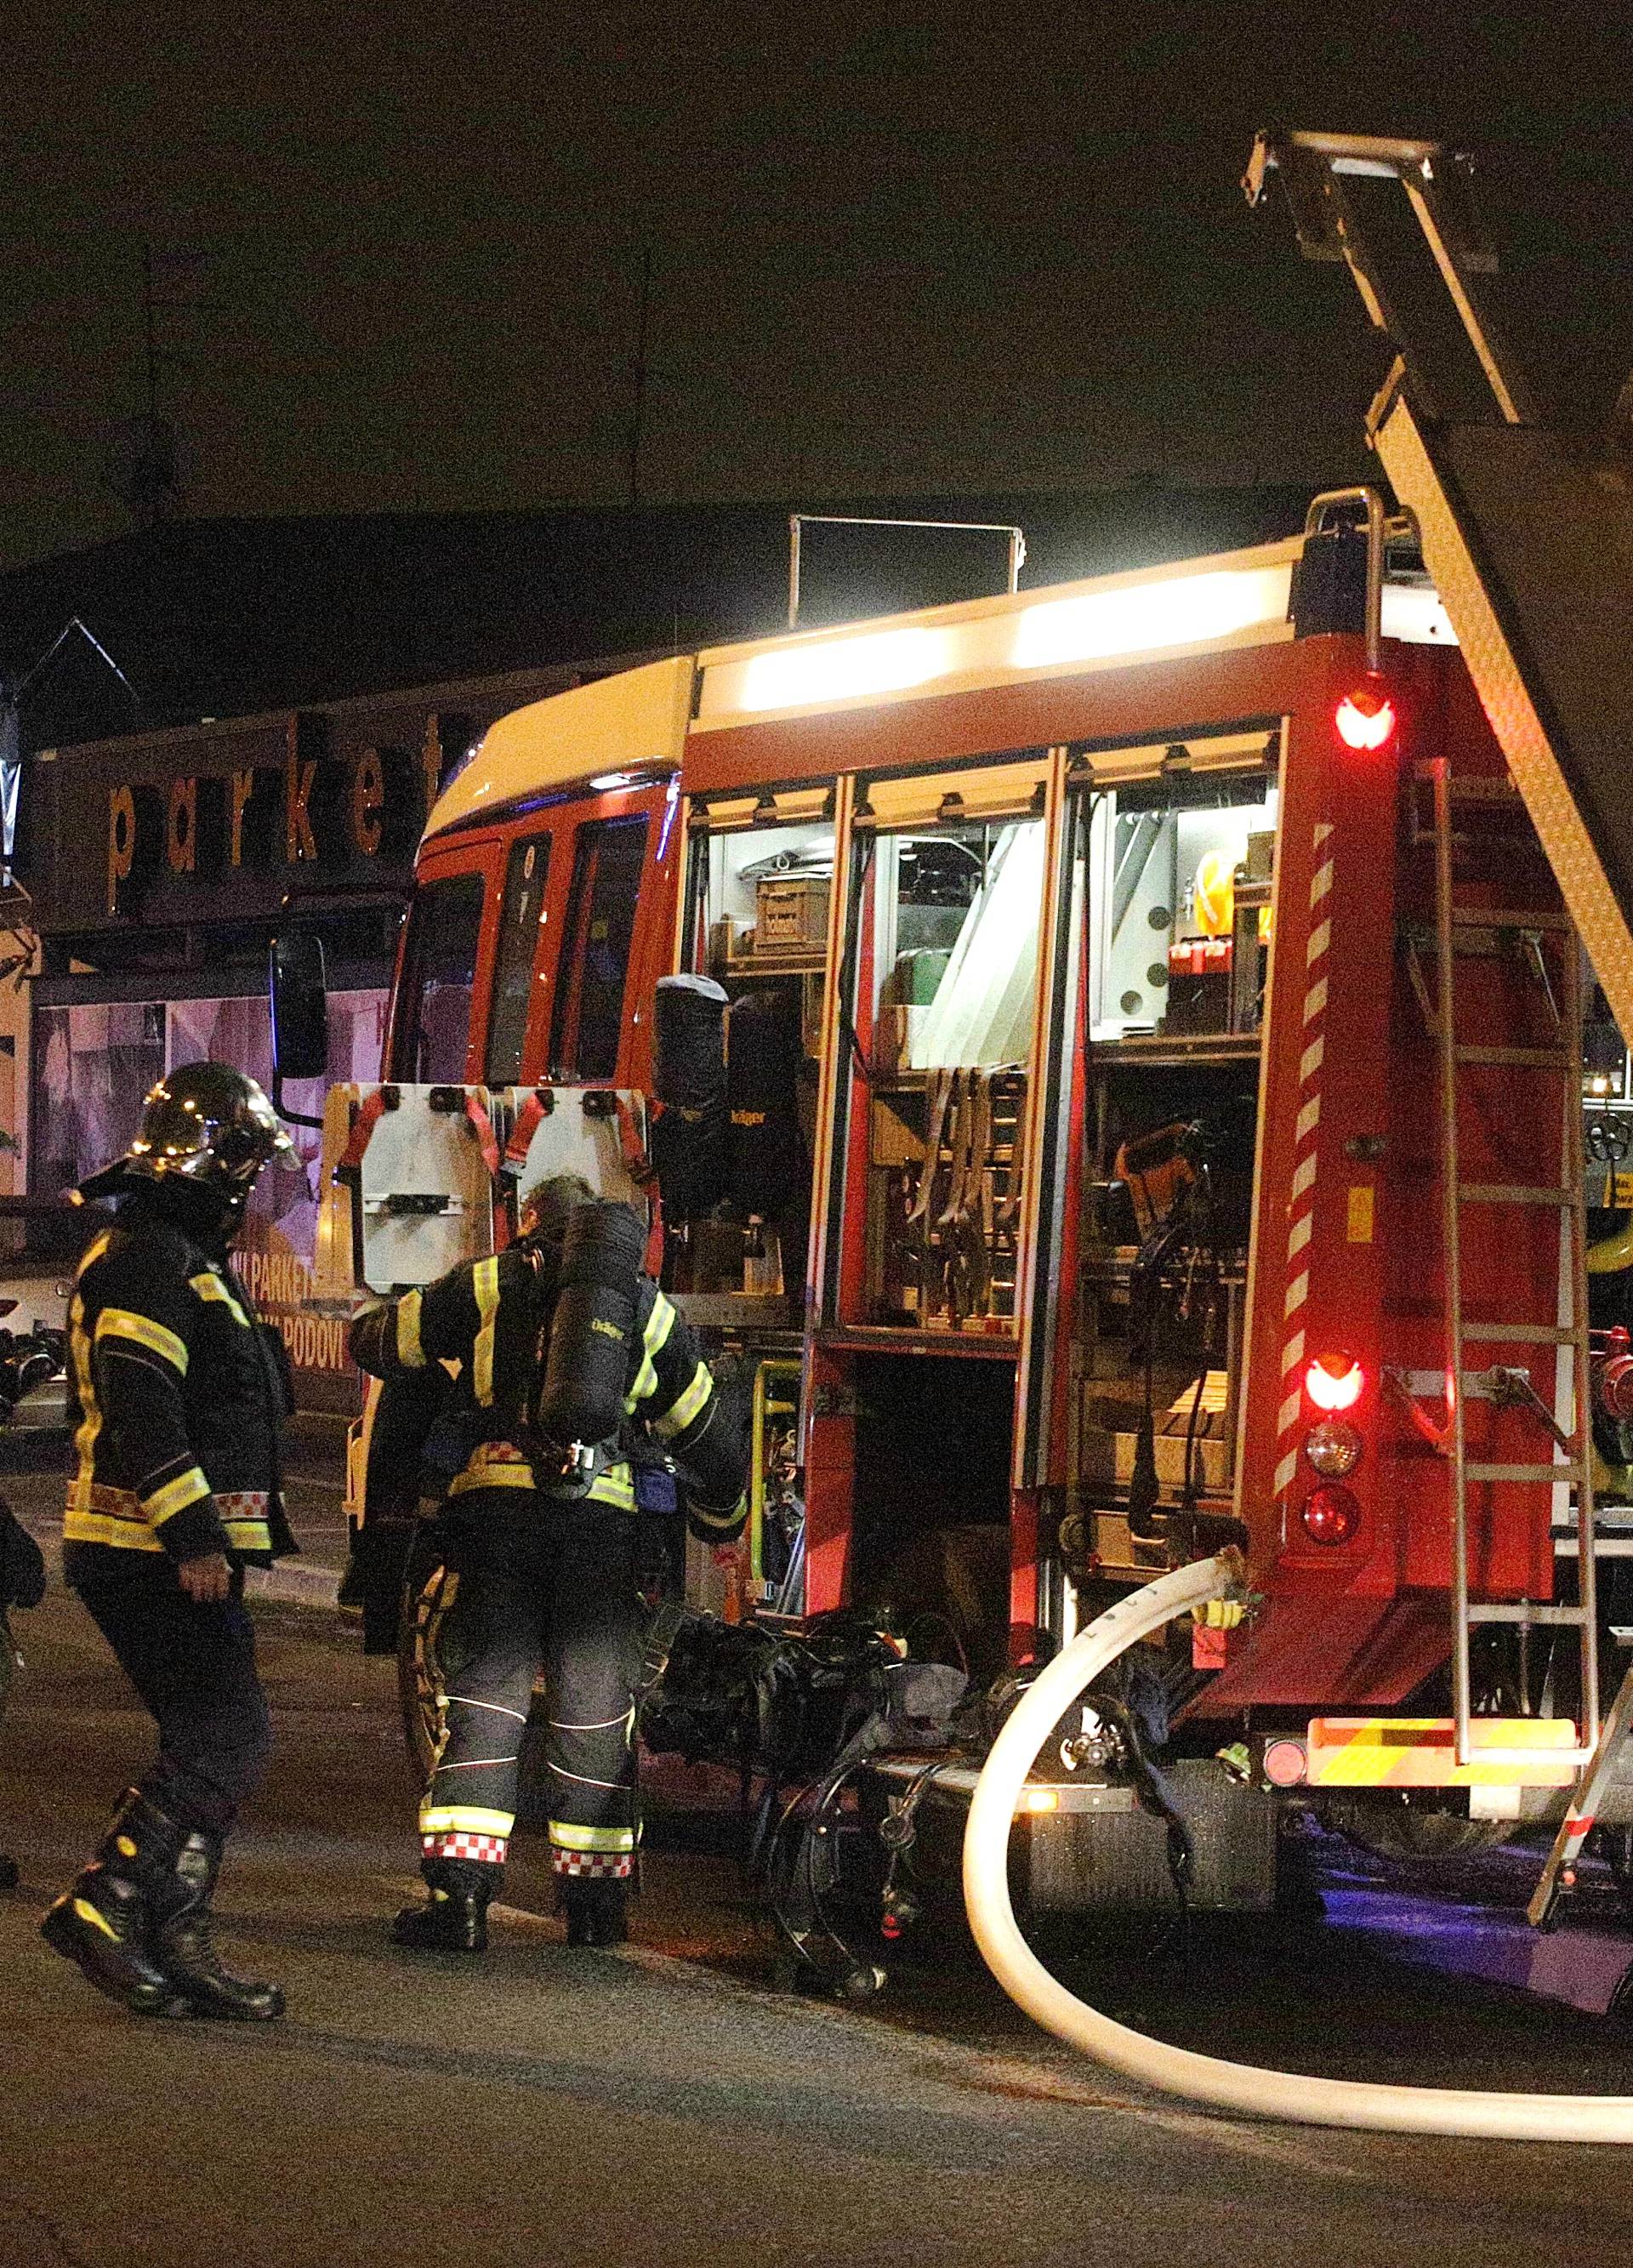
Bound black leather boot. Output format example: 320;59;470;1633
391;1857;495;1952
154;1832;284;2021
41;1788;190;2016
560;1877;629;1948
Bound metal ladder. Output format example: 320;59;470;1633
1427;760;1601;1767
1528;1658;1633;1927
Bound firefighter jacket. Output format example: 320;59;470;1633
63;1200;295;1579
348;1247;748;1543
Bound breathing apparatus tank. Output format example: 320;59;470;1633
726;985;805;1221
537;1200;647;1450
651;974;730;1220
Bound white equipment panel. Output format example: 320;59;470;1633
498;1086;651;1213
350;1084;498;1295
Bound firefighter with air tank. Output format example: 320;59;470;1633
349;1170;748;1952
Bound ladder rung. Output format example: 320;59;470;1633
1459;1183;1575;1207
1466;1462;1584;1484
1454;1046;1573;1068
1467;1604;1588;1626
1416;764;1524;803
1461;1320;1579;1344
1448;906;1572;932
1447;783;1524;805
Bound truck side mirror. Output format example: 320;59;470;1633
270;930;329;1125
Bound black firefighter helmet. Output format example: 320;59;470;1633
77;1062;293;1221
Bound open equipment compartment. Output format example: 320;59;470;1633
1069;729;1280;1582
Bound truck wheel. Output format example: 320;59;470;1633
1323;1792;1507;1868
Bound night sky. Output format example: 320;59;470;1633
6;4;1632;572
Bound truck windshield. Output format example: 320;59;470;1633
393;869;486;1081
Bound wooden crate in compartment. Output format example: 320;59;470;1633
754;875;830;954
1107;1370;1232;1491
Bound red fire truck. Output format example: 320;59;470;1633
276;132;1633;1927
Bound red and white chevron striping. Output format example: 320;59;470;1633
1274;819;1334;1502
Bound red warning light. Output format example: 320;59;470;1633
1300;1484;1362;1547
1262;1738;1309;1787
1334;687;1397;750
1305;1351;1364;1413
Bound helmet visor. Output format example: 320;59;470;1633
127;1068;293;1190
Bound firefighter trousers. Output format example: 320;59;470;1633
421;1507;643;1880
74;1564;272;1838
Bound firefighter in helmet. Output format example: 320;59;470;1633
41;1063;296;2021
349;1170;747;1952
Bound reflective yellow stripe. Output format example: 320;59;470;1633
444;1462;635;1507
651;1359;712;1440
142;1467;211;1524
472;1258;500;1407
95;1308;188;1376
61;1509;164;1553
221;1519;272;1553
447;1465;537;1496
447;1439;535;1496
190;1272;250;1327
67;1238;117;1528
395;1288;426;1370
585;1463;635;1510
548;1821;637;1853
69;1297;102;1488
623;1291;677;1413
418;1804;517;1838
688;1493;746;1531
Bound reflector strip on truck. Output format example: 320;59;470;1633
1272;819;1334;1502
1306;1716;1581;1788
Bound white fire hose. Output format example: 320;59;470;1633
962;1552;1633;2142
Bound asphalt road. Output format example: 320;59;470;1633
6;1462;1633;2264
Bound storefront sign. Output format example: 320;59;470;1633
105;715;449;915
236;1245;353;1377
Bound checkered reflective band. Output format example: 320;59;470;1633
424;1832;509;1866
214;1490;271;1516
553;1849;634;1879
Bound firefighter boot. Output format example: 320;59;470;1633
154;1831;284;2021
391;1857;494;1952
40;1788;190;2016
560;1878;629;1949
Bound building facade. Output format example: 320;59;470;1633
20;664;599;1407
